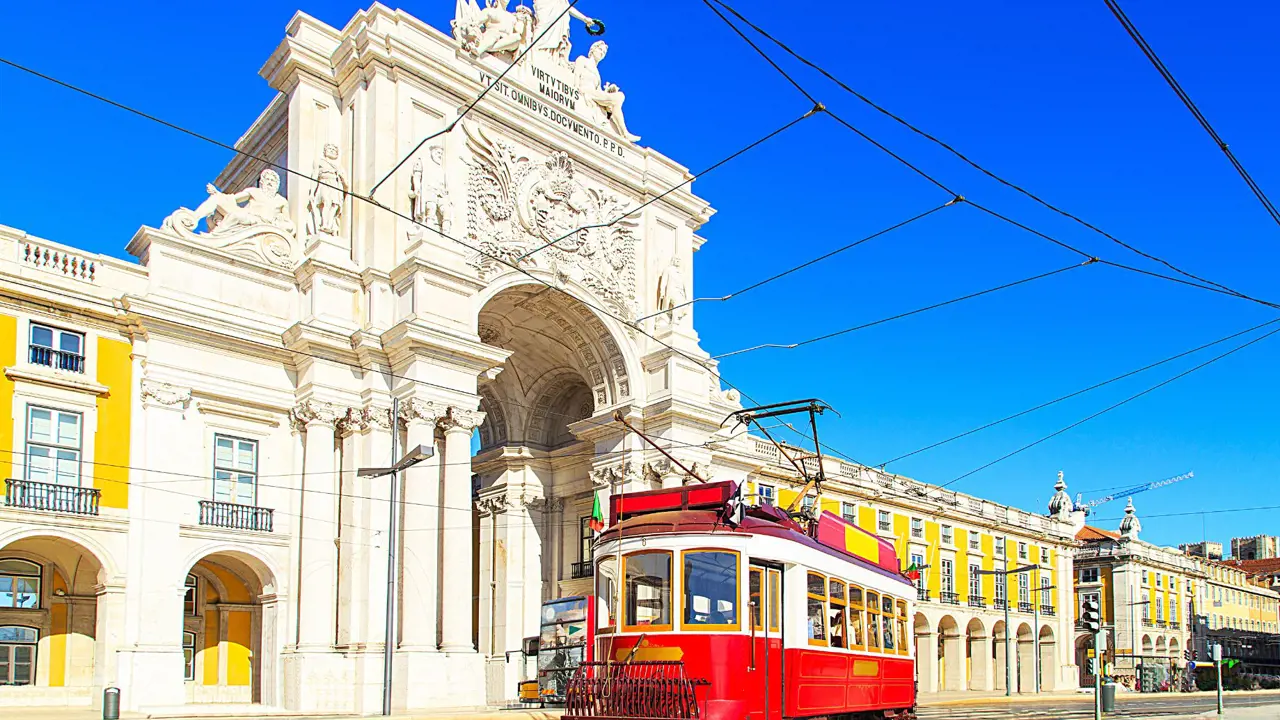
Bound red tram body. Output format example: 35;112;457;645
567;481;916;720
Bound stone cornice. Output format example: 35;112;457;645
4;366;111;397
380;318;511;377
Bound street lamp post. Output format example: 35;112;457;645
977;562;1039;696
357;396;436;717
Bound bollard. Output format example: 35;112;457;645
103;687;120;720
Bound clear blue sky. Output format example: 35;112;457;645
2;1;1277;550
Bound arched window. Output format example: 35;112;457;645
0;559;41;609
0;626;38;685
184;574;198;616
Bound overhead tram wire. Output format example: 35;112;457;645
1103;0;1280;230
933;322;1280;493
0;57;814;415
701;0;1274;307
713;259;1094;358
635;200;956;323
367;0;583;198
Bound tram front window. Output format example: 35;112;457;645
625;551;672;630
683;551;739;629
596;556;619;632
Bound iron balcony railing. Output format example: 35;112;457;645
1018;601;1035;614
571;561;592;580
940;591;960;605
1169;621;1181;630
994;598;1007;610
1141;619;1154;628
968;596;987;609
917;588;931;602
4;478;99;515
1040;604;1056;616
29;346;85;373
198;500;273;532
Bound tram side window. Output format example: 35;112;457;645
767;569;781;633
896;600;909;655
683;551;739;630
625;552;672;631
806;572;827;646
866;591;881;651
596;556;619;632
848;585;865;650
828;579;847;649
749;568;763;631
880;595;896;652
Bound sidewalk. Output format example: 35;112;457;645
6;707;565;720
920;688;1280;707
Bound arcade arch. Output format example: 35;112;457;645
966;617;990;691
1039;624;1057;691
181;550;278;705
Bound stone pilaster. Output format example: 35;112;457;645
439;406;484;653
291;399;342;650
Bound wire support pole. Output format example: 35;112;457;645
382;396;401;716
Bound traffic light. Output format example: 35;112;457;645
1184;648;1192;661
1087;658;1097;675
1082;599;1101;633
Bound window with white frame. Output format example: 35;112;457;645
1141;591;1150;619
995;537;1006;558
184;574;198;616
1018;572;1029;604
1169;600;1177;625
1155;601;1163;623
800;494;815;513
969;563;981;600
182;631;196;681
756;483;775;506
1018;542;1028;560
941;525;954;546
941;559;954;596
0;559;41;609
910;518;923;539
29;323;85;373
1040;577;1051;606
1041;547;1051;565
910;553;925;591
878;510;892;532
213;435;258;505
1156;572;1162;588
969;530;981;551
995;574;1006;605
1081;567;1100;584
841;502;857;524
25;407;81;486
1142;570;1149;585
1080;591;1099;618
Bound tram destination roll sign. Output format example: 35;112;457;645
477;65;628;158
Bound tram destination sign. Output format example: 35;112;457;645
477;66;628;159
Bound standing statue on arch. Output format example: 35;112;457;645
531;0;604;65
655;254;688;326
574;41;640;143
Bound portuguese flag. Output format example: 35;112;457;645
589;494;606;532
905;563;921;582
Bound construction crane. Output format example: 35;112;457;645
1074;471;1194;515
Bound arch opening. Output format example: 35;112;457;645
181;551;277;705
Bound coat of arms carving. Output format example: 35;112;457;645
463;122;638;318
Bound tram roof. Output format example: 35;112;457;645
598;483;911;587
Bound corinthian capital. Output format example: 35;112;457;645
439;406;485;433
290;399;343;428
399;398;445;427
362;405;395;430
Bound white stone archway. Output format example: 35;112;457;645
1038;624;1057;691
938;615;963;691
992;621;1008;692
966;617;991;691
914;613;935;693
1016;622;1035;693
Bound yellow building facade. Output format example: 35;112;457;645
1198;560;1280;635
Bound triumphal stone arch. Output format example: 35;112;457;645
119;2;757;711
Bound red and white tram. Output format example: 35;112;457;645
566;481;916;720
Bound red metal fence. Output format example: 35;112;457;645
565;661;703;719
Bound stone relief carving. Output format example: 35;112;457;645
362;405;396;429
655;255;688;326
337;407;368;437
290;399;343;428
400;398;446;427
589;461;640;490
440;406;486;433
463;122;638;318
475;494;512;516
573;42;639;142
140;379;192;409
160;169;298;268
408;146;452;238
306;144;348;238
531;0;601;65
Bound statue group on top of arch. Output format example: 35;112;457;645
161;168;299;269
451;0;639;142
462;121;638;319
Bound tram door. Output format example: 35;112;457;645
749;564;784;720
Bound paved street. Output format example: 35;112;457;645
920;694;1280;719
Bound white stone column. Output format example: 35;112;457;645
292;400;342;650
915;628;937;693
969;632;992;691
439;407;483;653
399;399;444;651
93;584;127;703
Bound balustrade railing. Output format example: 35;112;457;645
29;346;85;373
4;478;100;515
968;596;987;609
1040;605;1056;616
994;598;1007;611
198;500;273;532
940;591;960;605
917;588;931;602
1018;602;1035;614
571;561;592;579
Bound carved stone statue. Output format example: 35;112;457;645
161;168;298;268
532;0;600;65
306;143;348;237
409;146;451;235
656;255;688;325
573;41;639;142
455;0;533;58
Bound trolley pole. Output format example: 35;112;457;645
1213;644;1223;716
1094;631;1102;720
